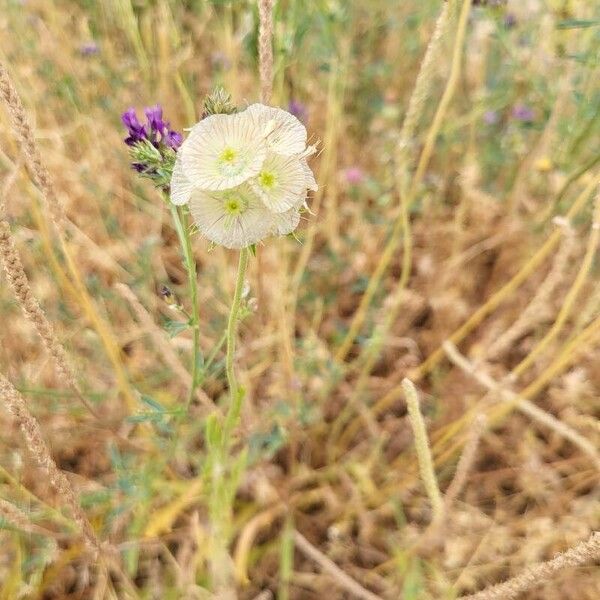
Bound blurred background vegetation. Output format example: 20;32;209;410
0;0;599;598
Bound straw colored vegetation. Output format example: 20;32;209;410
0;0;599;598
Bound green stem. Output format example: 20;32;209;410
223;248;249;442
169;203;201;407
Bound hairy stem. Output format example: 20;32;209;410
169;203;201;407
223;248;250;440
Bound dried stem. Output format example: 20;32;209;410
258;0;274;103
511;192;600;377
0;220;98;417
0;62;66;228
293;530;384;600
0;59;137;412
402;378;444;521
443;413;486;510
460;532;600;600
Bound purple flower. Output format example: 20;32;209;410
504;14;517;29
165;130;183;149
80;41;100;56
121;105;182;149
121;105;183;187
483;110;500;125
344;167;364;186
144;105;165;136
512;104;535;122
288;99;308;123
121;108;147;146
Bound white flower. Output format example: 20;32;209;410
271;204;302;236
179;111;267;191
170;156;193;206
250;152;306;213
301;158;318;193
189;184;274;249
169;101;317;249
245;103;307;156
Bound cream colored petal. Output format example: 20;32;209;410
301;158;318;192
245;103;307;156
270;207;301;236
250;152;307;213
180;112;267;191
169;157;194;205
189;184;272;249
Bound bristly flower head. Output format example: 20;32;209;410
121;104;182;188
202;86;237;118
170;96;318;250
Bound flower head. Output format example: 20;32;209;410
483;110;500;125
122;108;147;146
344;167;364;186
121;105;182;188
189;184;274;249
250;152;307;213
179;112;267;191
512;104;535;122
170;100;317;249
121;105;182;150
80;41;100;56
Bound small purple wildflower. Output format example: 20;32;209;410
121;108;147;146
512;104;535;122
121;105;182;150
288;99;308;123
165;130;183;149
483;110;500;125
121;105;182;188
80;41;100;56
504;13;517;29
344;167;365;186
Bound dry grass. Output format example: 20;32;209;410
0;0;599;598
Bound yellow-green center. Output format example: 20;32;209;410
258;170;277;189
223;194;247;215
220;147;237;163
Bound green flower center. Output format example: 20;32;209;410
223;193;248;216
258;170;277;189
220;147;237;163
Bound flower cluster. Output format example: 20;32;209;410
122;105;182;150
170;103;318;249
121;105;183;188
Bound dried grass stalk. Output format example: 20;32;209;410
1;59;137;412
0;62;66;228
461;531;600;600
293;531;384;600
0;220;98;416
0;373;99;551
402;378;444;521
443;413;486;510
486;223;575;360
258;0;274;103
397;0;452;162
